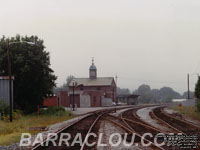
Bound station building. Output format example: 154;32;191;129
43;60;117;107
68;59;117;107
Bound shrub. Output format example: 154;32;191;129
197;100;200;112
13;109;23;119
40;106;69;116
0;99;9;120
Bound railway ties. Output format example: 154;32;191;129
32;110;111;150
31;105;199;150
153;106;200;135
104;113;165;150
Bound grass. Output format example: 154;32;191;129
169;106;200;121
0;109;75;146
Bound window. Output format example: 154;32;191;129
80;86;84;90
94;96;96;103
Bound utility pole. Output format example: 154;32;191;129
72;82;75;111
115;75;118;103
6;40;39;122
7;40;13;122
187;73;190;100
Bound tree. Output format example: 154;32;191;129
117;87;130;95
132;84;181;103
159;87;181;103
195;77;200;112
66;75;75;87
0;35;57;113
54;75;75;93
133;84;152;103
182;91;194;99
195;77;200;99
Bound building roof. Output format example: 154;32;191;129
69;77;115;86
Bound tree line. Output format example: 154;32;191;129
118;84;194;103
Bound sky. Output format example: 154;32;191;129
1;0;200;93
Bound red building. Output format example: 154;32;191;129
68;59;117;107
43;91;69;107
43;59;116;107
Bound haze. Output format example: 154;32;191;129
1;0;200;93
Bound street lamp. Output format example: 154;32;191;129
187;73;199;100
71;81;77;111
7;40;39;122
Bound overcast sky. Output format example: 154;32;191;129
1;0;200;93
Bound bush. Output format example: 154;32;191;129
197;100;200;112
0;99;9;120
40;106;69;116
13;109;23;119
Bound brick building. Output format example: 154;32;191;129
68;59;117;107
43;59;117;108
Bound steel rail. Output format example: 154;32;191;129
31;113;92;150
102;114;165;150
153;106;200;134
120;107;178;150
160;106;200;129
80;112;105;150
31;109;115;150
119;105;166;132
150;107;184;134
153;106;200;149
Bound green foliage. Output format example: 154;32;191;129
54;75;75;93
133;84;181;103
13;109;23;119
196;100;200;112
117;87;130;95
195;77;200;112
0;99;9;120
0;35;57;113
195;77;200;99
40;106;70;116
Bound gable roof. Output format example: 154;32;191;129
69;77;115;86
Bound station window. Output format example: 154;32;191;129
80;86;84;90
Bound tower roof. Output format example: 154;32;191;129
89;58;97;70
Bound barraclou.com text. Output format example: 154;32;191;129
20;132;166;147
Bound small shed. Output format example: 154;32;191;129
0;76;14;105
117;94;140;105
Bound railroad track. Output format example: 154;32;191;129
102;114;164;150
32;109;113;150
152;106;200;150
102;110;165;150
121;108;181;150
153;106;200;135
31;105;199;150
